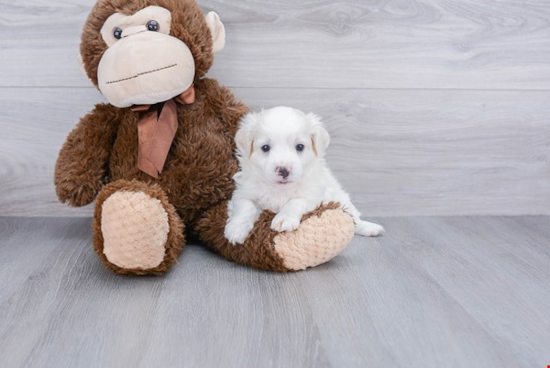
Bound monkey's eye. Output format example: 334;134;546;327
113;27;123;39
146;20;159;32
296;144;305;152
261;145;271;153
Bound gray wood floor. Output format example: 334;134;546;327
1;216;549;368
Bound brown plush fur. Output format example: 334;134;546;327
56;0;352;275
55;104;123;206
196;202;287;272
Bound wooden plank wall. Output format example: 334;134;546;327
1;0;549;217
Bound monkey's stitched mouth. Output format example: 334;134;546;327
106;63;178;84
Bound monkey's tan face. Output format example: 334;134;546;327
97;6;223;108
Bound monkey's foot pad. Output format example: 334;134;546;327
101;191;169;269
273;206;355;270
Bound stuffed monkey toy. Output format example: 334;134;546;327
55;0;355;275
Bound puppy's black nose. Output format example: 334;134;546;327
277;167;290;179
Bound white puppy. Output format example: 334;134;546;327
224;106;384;245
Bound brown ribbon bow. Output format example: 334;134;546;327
131;85;195;178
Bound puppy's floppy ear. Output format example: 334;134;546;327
235;112;259;158
307;113;330;156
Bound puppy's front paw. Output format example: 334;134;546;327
271;213;301;233
224;220;253;245
355;221;385;237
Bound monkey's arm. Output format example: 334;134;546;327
55;103;121;207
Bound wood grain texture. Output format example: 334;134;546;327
1;0;550;89
1;87;549;217
0;216;549;368
1;0;549;216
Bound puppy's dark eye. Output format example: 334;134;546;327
296;144;305;152
147;20;159;32
113;27;123;39
261;145;270;153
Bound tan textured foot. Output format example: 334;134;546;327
273;207;355;271
101;191;169;269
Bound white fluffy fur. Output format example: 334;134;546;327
224;106;384;245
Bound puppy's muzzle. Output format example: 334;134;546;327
276;166;290;179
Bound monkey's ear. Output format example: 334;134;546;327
235;112;259;158
205;11;225;53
